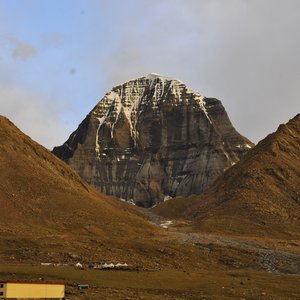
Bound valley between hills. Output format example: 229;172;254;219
0;75;300;299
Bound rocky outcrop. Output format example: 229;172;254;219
153;114;300;236
53;74;253;207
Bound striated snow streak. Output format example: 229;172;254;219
146;72;164;79
236;143;253;149
199;97;212;124
95;115;107;155
110;97;123;139
70;132;77;143
222;147;233;170
184;86;212;124
119;82;146;145
122;105;135;142
94;91;121;154
94;75;213;151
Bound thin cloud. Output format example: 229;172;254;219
0;77;69;149
0;0;299;149
12;41;37;61
42;32;64;47
97;0;300;143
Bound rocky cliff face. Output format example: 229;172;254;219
53;74;253;207
153;114;300;236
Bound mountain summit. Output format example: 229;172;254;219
53;74;253;207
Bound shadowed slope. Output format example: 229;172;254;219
153;114;300;238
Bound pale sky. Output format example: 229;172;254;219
0;0;299;149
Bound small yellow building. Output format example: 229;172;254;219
0;281;65;299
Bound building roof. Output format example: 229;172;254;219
0;281;64;285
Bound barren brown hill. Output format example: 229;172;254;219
1;116;300;299
0;116;199;268
153;114;300;238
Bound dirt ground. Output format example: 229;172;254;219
1;210;300;299
0;263;299;299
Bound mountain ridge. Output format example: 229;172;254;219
153;114;300;238
53;74;253;206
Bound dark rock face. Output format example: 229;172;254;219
53;74;253;207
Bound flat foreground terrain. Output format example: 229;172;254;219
1;263;299;299
1;214;300;299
